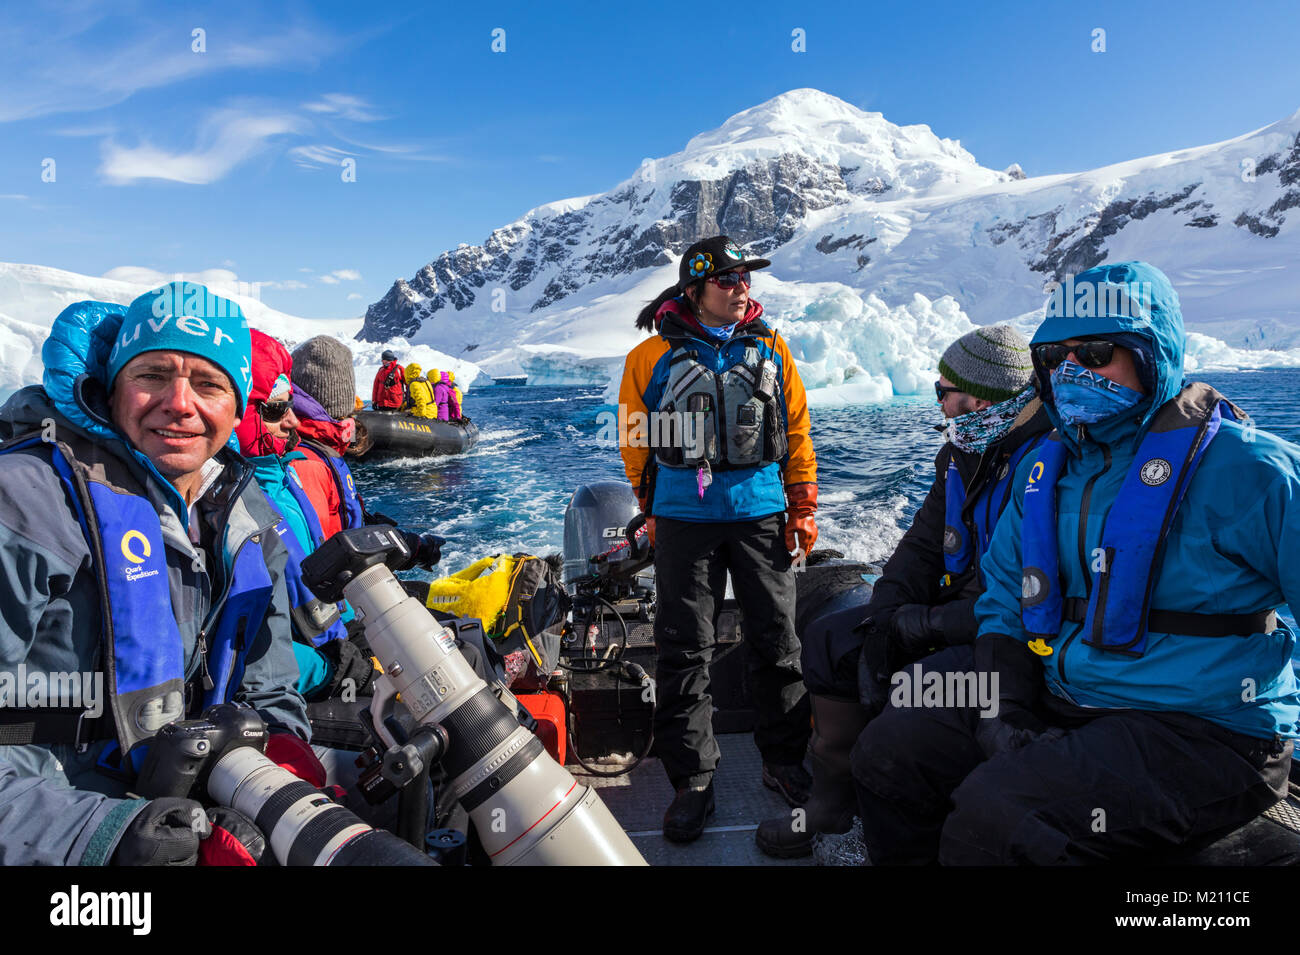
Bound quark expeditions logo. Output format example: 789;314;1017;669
1045;275;1155;321
120;529;160;582
1140;458;1172;486
1024;460;1046;494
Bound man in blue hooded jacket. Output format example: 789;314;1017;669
0;283;311;865
850;261;1300;864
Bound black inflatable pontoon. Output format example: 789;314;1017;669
349;410;480;460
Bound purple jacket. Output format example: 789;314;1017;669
433;372;461;421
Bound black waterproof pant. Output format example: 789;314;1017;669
652;514;811;789
851;645;1292;864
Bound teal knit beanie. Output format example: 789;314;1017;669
107;282;253;415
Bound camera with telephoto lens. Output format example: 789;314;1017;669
300;524;647;866
136;702;433;866
135;703;267;800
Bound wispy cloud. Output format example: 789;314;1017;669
288;144;355;169
347;292;362;300
0;194;29;200
100;108;304;184
101;265;304;294
303;93;384;122
0;10;340;123
319;269;361;285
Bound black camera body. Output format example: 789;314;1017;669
135;703;268;800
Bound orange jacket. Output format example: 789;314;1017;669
618;299;815;521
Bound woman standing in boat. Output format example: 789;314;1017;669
618;235;818;842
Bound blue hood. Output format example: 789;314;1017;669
40;299;189;521
1031;261;1186;444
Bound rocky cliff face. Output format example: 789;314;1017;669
359;89;1003;343
360;90;1300;361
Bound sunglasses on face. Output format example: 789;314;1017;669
935;381;964;401
707;270;751;290
1033;340;1117;370
259;399;292;423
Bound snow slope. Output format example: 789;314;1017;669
0;262;485;403
360;89;1300;391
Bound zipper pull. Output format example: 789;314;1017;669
197;631;215;691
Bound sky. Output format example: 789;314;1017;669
1;0;1298;320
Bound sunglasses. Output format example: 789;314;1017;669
707;270;751;290
259;399;292;423
935;381;964;401
1033;340;1117;370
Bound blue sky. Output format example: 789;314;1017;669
2;0;1297;319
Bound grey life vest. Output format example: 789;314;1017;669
655;339;787;471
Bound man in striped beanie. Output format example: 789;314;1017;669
758;324;1050;860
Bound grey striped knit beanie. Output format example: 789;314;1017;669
291;335;357;419
937;325;1033;403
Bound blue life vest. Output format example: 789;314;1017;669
299;439;365;529
0;433;275;754
1020;394;1234;656
943;433;1047;582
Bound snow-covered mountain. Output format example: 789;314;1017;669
359;88;1300;390
0;262;484;403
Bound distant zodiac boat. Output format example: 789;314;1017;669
348;410;480;459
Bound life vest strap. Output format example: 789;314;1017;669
0;707;99;748
1061;597;1277;638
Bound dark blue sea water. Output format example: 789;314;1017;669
353;370;1300;633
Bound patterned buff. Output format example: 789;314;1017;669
943;384;1035;453
1050;360;1144;425
698;321;738;341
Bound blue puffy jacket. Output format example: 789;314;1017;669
975;262;1300;741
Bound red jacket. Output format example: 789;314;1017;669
372;361;405;409
236;330;293;457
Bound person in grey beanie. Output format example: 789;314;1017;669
288;336;444;566
291;335;358;421
757;324;1052;859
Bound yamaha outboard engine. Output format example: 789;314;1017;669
562;481;650;589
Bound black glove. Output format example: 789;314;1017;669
398;530;445;570
112;797;205;866
364;509;399;527
974;708;1066;759
198;806;275;866
972;633;1063;759
856;614;897;715
889;603;943;657
316;636;378;700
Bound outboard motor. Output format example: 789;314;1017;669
562;481;649;588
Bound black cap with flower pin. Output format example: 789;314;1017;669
677;236;772;290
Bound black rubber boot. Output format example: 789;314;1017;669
664;781;716;843
756;695;870;859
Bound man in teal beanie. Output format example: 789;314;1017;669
0;283;314;865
